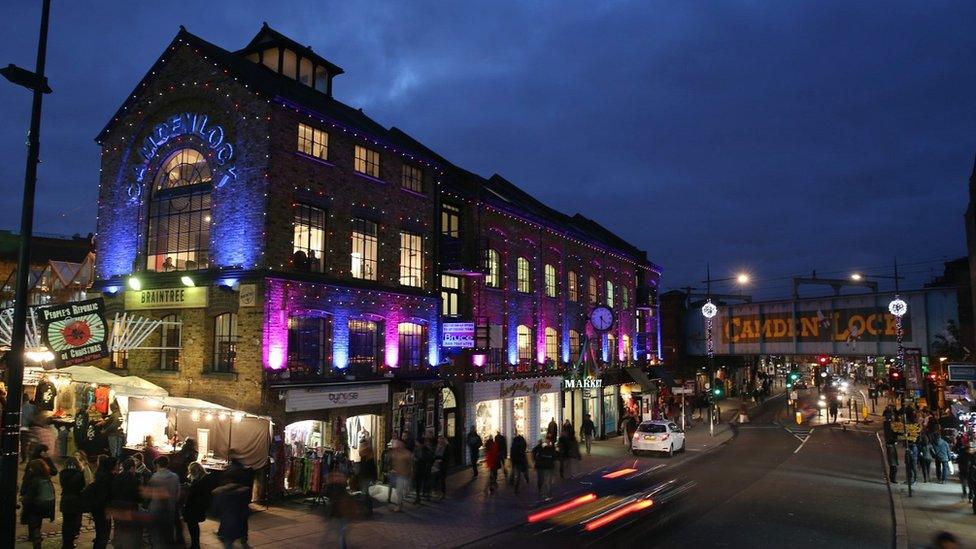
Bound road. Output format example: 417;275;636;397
465;390;892;548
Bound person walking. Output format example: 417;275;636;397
390;439;412;512
483;437;500;495
431;435;449;499
466;426;482;477
494;431;509;484
510;431;529;493
918;437;933;482
828;398;839;423
580;414;596;456
358;441;379;496
183;462;215;549
886;441;899;483
59;455;86;549
148;456;181;547
21;459;56;549
89;455;117;549
533;436;557;499
933;435;951;484
958;443;973;500
100;401;124;459
558;425;580;480
904;440;919;486
547;417;558;444
413;435;433;503
110;457;144;549
212;481;251;549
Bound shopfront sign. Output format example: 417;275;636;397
125;287;208;310
948;363;976;382
721;307;912;344
563;378;602;389
39;298;110;367
499;378;556;399
285;383;389;412
442;322;475;348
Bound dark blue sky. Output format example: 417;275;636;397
1;1;973;297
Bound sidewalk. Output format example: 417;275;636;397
889;474;976;549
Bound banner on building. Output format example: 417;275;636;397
39;298;109;366
904;348;922;390
125;287;208;310
442;322;475;348
720;307;912;344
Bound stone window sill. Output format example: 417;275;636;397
202;371;238;381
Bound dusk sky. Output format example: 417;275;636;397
1;1;973;297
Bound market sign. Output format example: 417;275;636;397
442;322;475;348
125;287;208;310
39;298;109;367
499;378;555;399
948;363;976;382
285;383;389;412
721;307;912;344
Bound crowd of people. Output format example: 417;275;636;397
18;435;255;548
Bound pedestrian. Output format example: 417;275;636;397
904;440;919;486
212;481;251;549
75;450;94;486
172;437;199;482
958;443;973;500
828;398;839;423
27;443;59;478
494;431;509;483
580;414;596;456
510;431;529;493
532;436;557;499
20;459;56;549
223;459;254;544
88;455;117;549
966;448;976;512
358;441;378;495
558;425;579;480
412;435;433;503
886;441;899;483
142;435;160;469
110;457;144;549
132;452;153;485
183;462;215;549
918;437;933;482
466;425;482;477
547;417;558;443
100;400;124;459
431;435;448;499
59;455;86;549
390;439;412;512
148;455;181;547
483;436;500;495
933;435;951;484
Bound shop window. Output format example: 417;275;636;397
516;257;531;293
544;264;556;298
348;319;383;369
588;276;598;305
567;271;578;302
354;145;381;178
293;204;326;272
441;203;460;238
159;314;181;371
399;231;423;288
398;322;426;369
146;148;212;272
545;327;558;362
288;317;330;374
606;281;615;308
213;313;238;373
351;218;377;280
517;325;532;361
622;286;629;309
485;249;501;288
402;164;423;193
297;123;329;160
441;274;460;317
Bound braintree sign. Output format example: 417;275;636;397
442;322;475;348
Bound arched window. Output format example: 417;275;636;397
588;276;598;305
517;257;531;293
159;314;180;371
485;249;501;288
567;271;578;302
622;286;629;310
517;325;532;361
545;327;558;362
398;322;426;369
147;148;212;272
622;334;632;363
569;330;581;359
287;317;330;374
213;313;238;373
606;281;615;308
544;264;557;297
606;333;616;364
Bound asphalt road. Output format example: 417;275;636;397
465;390;892;548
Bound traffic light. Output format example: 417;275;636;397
818;355;829;366
712;386;725;400
889;368;906;391
789;371;800;382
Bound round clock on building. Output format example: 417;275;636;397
589;306;615;332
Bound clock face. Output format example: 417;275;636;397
590;306;615;332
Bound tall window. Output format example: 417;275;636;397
293;204;326;272
213;313;238;373
622;287;629;309
544;264;557;297
545;327;558;362
485;249;501;288
441;274;460;317
159;314;180;371
288;317;330;374
354;145;380;178
399;231;423;287
606;281;615;308
147;148;212;272
110;350;128;370
398;322;426;369
297;123;329;160
401;164;423;193
348;319;382;369
569;330;581;359
351;218;378;280
588;276;598;305
567;271;579;302
517;325;532;361
441;204;460;237
606;333;616;363
516;257;531;293
622;334;632;363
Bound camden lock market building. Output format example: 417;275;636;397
91;24;662;495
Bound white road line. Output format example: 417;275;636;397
793;428;814;453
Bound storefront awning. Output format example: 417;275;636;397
625;367;657;393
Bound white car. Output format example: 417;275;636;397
632;420;685;457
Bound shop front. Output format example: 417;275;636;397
463;376;562;464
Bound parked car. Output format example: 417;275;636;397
631;420;686;457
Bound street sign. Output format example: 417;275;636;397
948;363;976;382
672;387;694;395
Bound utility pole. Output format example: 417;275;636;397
0;1;53;546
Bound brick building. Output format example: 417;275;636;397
92;25;659;492
0;230;93;308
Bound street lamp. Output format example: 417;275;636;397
701;266;750;436
850;273;862;281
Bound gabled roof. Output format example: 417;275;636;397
0;231;92;264
236;22;344;77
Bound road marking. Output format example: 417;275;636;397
793;428;814;453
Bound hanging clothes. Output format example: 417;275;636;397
94;386;111;414
35;379;58;411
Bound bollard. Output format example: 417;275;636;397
795;411;803;425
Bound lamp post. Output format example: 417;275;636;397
701;265;749;436
0;1;53;545
853;261;908;399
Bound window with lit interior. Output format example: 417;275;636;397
348;319;382;370
402;164;423;193
588;276;598;305
354;145;381;178
545;327;558;362
606;281;615;308
517;325;532;361
569;330;581;359
351;218;378;280
146;148;212;272
517;257;531;293
441;274;460;317
213;313;238;373
399;231;423;288
441;204;460;238
567;271;578;302
485;249;501;288
159;314;180;371
297;123;329;160
398;322;426;369
544;264;557;297
293;204;326;272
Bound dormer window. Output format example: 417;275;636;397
239;24;345;97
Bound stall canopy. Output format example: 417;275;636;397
128;396;272;469
51;365;168;397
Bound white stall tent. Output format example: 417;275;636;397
49;365;168;397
